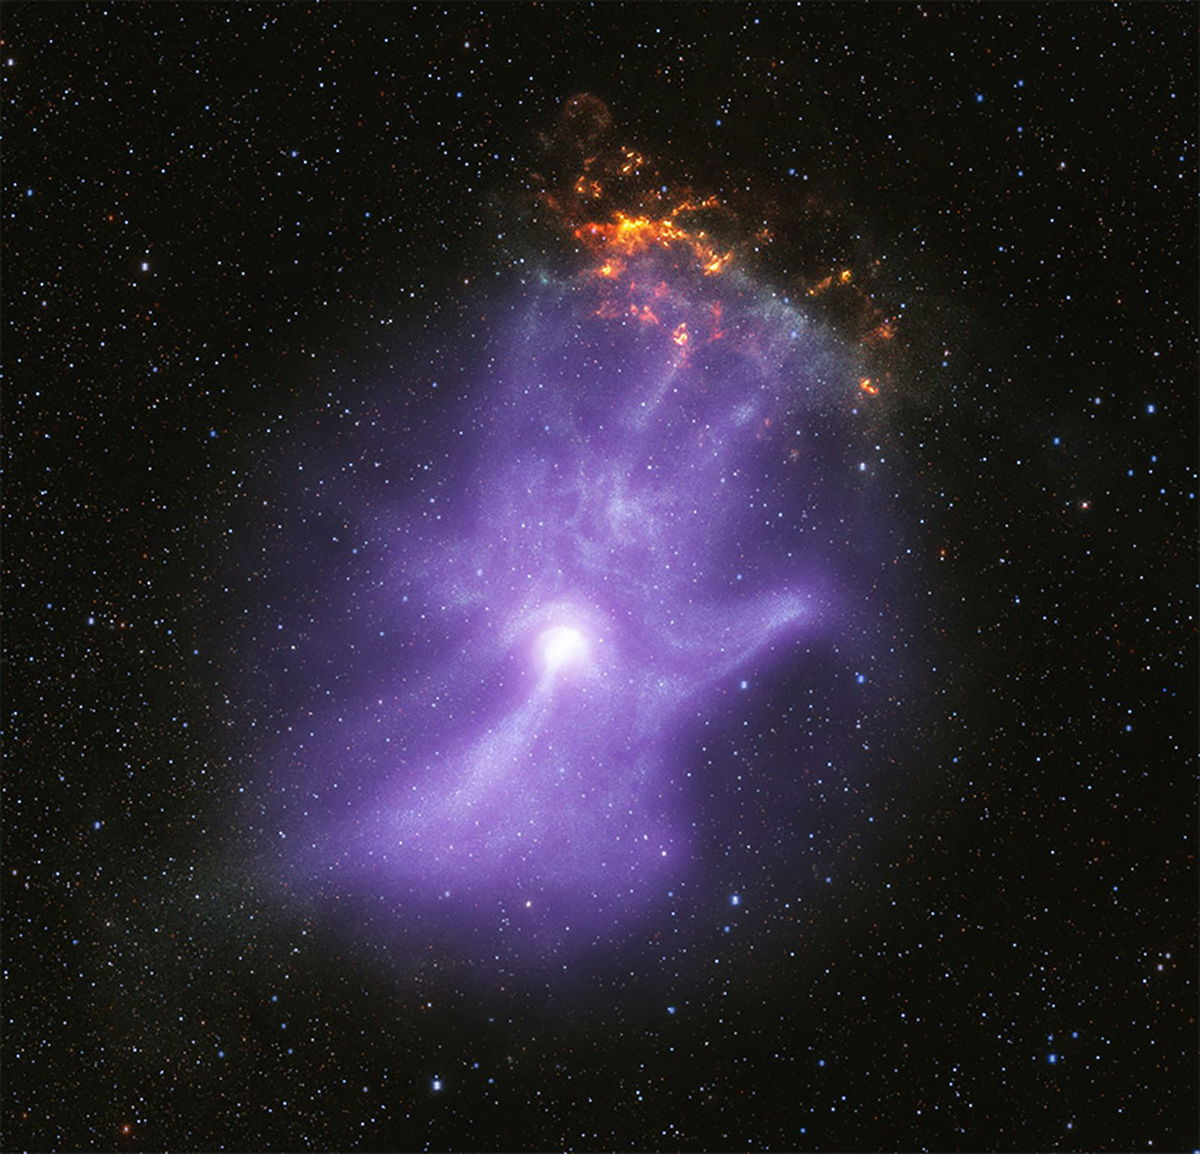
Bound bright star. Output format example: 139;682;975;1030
540;625;587;674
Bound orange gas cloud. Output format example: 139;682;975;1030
535;94;902;398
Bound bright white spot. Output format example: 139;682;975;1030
540;625;587;674
431;1078;443;1091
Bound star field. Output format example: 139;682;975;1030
3;4;1196;1152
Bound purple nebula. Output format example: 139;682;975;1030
244;253;880;962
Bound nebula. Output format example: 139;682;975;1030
243;110;902;967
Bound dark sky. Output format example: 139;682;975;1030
3;4;1196;1152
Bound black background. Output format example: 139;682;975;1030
3;4;1196;1151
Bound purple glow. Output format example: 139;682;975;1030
245;252;886;962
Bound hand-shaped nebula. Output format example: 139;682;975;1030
253;255;861;961
244;100;907;967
